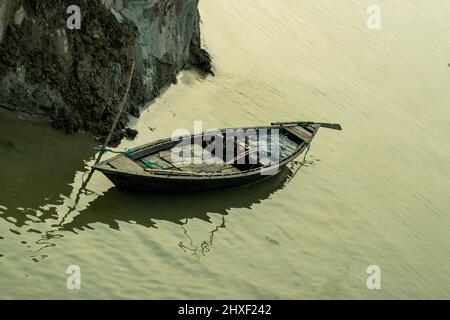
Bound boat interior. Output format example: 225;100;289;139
105;126;315;176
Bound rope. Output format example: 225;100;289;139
98;147;133;159
142;160;170;170
302;141;311;164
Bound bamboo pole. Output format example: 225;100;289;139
83;61;136;185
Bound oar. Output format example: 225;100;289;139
317;123;342;130
271;121;342;130
82;61;136;188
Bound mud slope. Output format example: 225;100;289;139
0;0;211;141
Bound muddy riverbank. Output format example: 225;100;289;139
0;0;211;142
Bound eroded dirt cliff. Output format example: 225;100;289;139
0;0;211;142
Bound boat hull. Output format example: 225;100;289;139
101;167;284;193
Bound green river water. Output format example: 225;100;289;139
1;0;450;299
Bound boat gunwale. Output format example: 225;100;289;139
93;124;317;180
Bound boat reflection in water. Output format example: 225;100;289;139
0;108;315;259
59;162;304;256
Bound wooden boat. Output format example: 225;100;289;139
93;121;342;192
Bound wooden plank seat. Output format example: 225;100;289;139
159;144;222;165
158;143;241;174
139;154;177;170
285;126;312;142
109;156;145;173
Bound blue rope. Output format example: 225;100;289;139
142;161;170;170
98;147;134;158
98;147;170;170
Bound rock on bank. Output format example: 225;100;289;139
0;0;211;141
